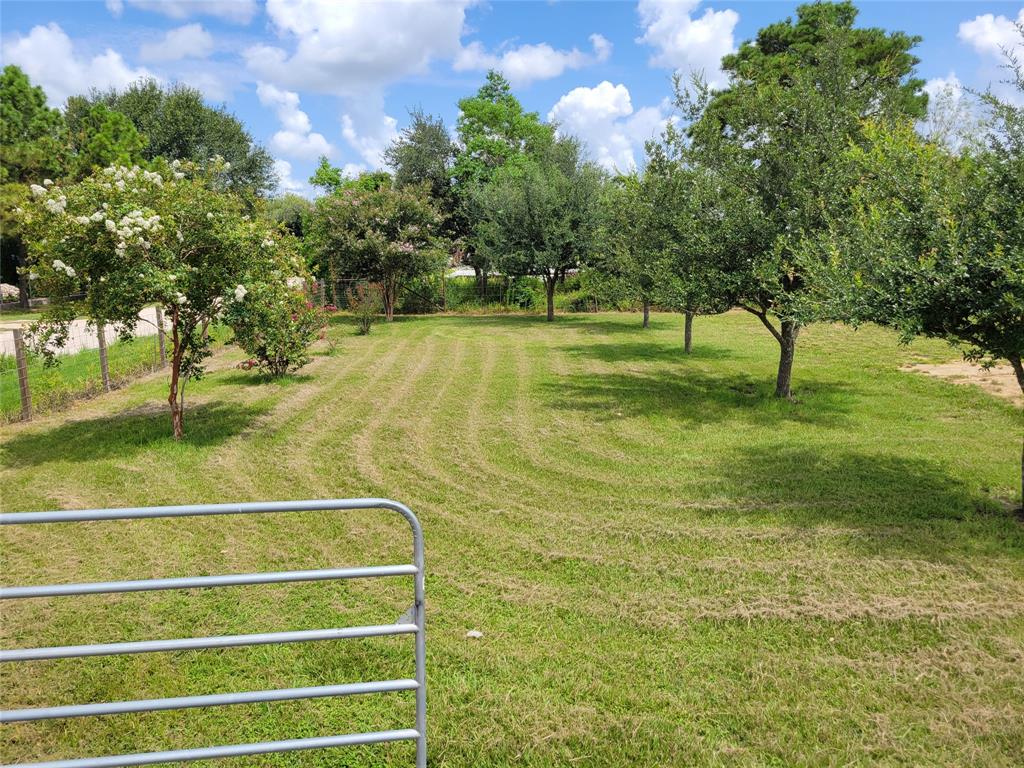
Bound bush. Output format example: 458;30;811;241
226;281;325;375
346;282;383;335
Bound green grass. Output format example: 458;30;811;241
1;311;1022;766
0;336;165;421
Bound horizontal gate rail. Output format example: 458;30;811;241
0;498;427;768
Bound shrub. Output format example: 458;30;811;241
226;280;325;376
346;282;383;335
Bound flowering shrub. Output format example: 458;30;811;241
345;282;383;335
18;158;309;438
223;255;325;376
1;283;19;300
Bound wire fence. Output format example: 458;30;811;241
0;307;168;423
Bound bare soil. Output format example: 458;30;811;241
902;361;1023;405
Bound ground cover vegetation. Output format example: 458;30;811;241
1;1;1022;764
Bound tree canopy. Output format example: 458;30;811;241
66;80;275;196
675;0;928;397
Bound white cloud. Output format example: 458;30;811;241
958;9;1024;61
4;23;154;106
341;98;399;169
139;23;214;62
548;81;672;172
117;0;257;24
924;73;964;102
246;0;471;95
272;159;309;196
257;81;335;159
636;0;739;88
454;33;612;88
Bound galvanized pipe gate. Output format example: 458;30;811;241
0;498;427;768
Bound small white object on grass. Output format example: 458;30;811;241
465;629;483;639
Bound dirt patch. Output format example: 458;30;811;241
902;361;1022;405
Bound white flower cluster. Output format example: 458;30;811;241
74;211;106;225
44;195;68;214
110;209;162;257
286;276;304;289
52;259;76;278
233;284;247;302
30;180;68;213
100;165;163;191
262;239;275;249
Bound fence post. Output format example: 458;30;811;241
12;328;31;421
97;321;111;392
155;305;167;366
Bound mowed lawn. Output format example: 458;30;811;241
2;311;1022;767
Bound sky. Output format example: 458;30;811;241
1;0;1022;196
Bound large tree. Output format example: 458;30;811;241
0;65;67;307
800;34;1024;506
68;104;147;179
474;137;602;321
680;1;927;397
66;80;275;196
308;179;445;320
454;71;555;294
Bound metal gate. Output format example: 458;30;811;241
0;498;427;768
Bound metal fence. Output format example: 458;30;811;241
0;498;427;768
0;308;168;422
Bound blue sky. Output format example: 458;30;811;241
2;1;1022;195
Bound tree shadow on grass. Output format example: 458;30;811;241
540;368;856;428
213;371;316;387
2;400;265;467
560;340;734;365
704;445;1023;558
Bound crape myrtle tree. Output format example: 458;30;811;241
454;71;555;295
800;37;1024;505
19;159;309;438
681;0;927;397
474;137;603;322
66;80;275;196
0;65;67;307
308;178;446;321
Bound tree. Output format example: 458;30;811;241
309;155;343;194
265;194;313;239
0;65;67;307
800;37;1023;506
69;104;146;179
19;160;307;438
385;108;456;201
681;1;927;397
596;174;663;329
474;137;602;321
385;109;460;248
308;179;445;320
66;80;275;196
454;71;555;294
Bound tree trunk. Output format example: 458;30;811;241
383;278;396;321
545;276;556;322
15;237;30;309
642;298;650;328
167;311;184;440
1010;355;1024;510
774;320;800;399
684;311;694;353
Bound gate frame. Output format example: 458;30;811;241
0;498;426;768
